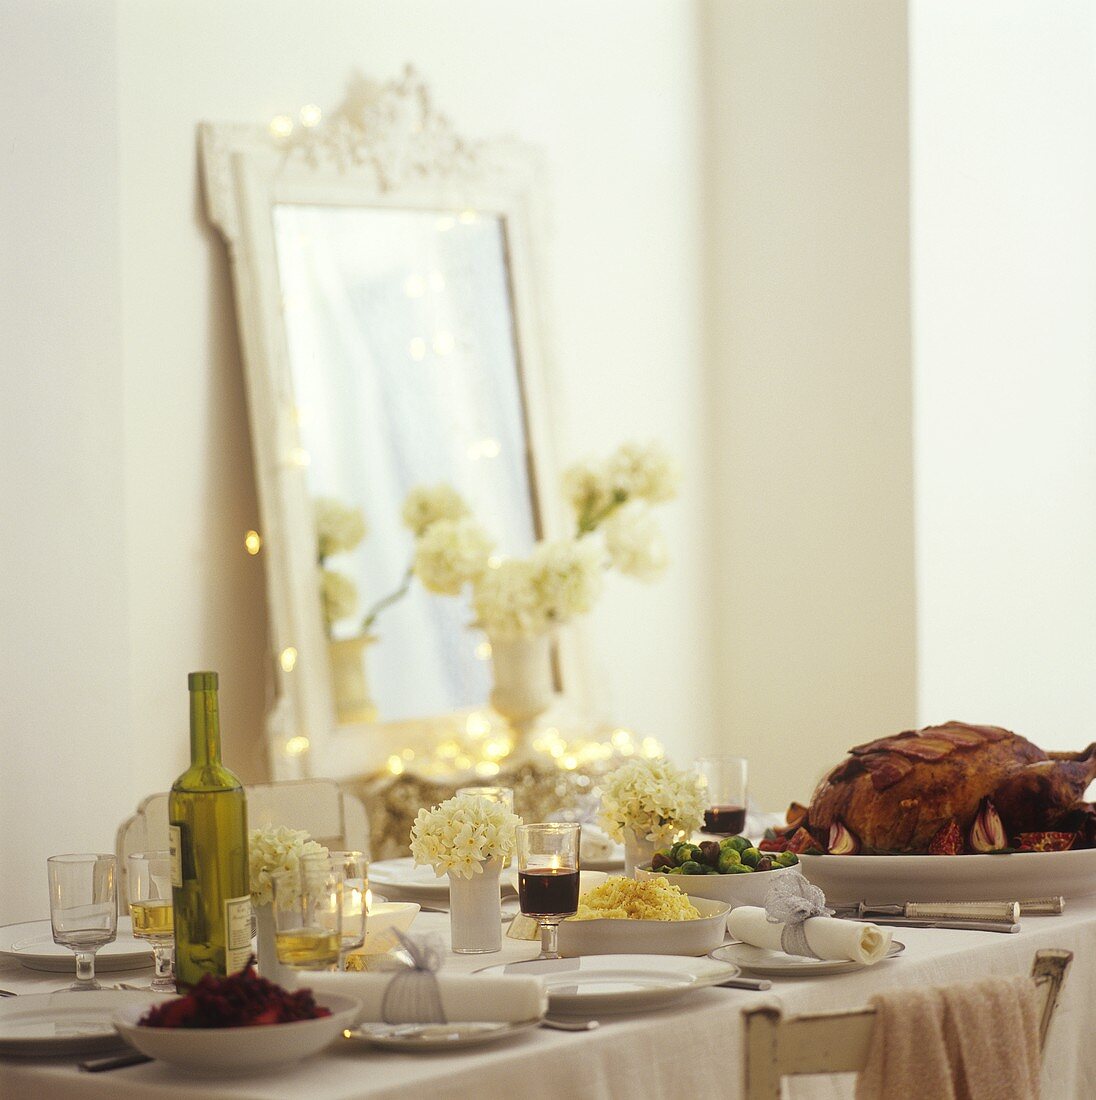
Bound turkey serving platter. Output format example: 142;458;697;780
798;847;1096;904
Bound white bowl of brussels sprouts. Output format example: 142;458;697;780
635;836;803;909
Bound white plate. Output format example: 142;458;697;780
711;939;905;977
347;1018;541;1051
0;918;153;973
557;897;731;957
113;992;361;1074
0;990;172;1057
474;953;740;1015
798;847;1096;904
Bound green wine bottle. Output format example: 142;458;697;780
169;671;250;990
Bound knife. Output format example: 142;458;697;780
837;915;1020;933
853;901;1020;922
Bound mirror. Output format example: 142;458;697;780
202;68;573;777
273;203;540;722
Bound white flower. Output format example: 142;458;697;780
315;497;367;559
409;794;521;879
472;558;549;638
319;567;358;627
603;503;668;582
249;825;329;906
562;460;616;522
413;517;494;595
532;537;606;620
402;483;470;537
606;441;680;504
597;757;705;846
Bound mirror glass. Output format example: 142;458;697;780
273;203;540;723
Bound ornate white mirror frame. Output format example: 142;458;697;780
201;67;585;780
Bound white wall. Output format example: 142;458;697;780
702;1;918;812
911;1;1096;750
0;0;712;923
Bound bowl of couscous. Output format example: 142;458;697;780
556;876;730;957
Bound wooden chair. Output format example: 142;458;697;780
115;779;371;909
743;948;1072;1099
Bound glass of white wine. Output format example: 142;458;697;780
271;864;343;971
303;851;368;971
127;851;175;992
47;853;117;991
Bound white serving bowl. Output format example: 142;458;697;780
557;896;731;957
634;863;801;909
113;992;361;1075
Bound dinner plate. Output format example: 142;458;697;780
0;990;172;1057
474;953;741;1015
798;847;1096;904
347;1018;542;1051
0;917;153;973
710;939;906;977
369;858;520;902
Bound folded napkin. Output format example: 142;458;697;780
856;974;1041;1100
728;905;892;964
301;969;547;1025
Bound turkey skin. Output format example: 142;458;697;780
806;722;1096;853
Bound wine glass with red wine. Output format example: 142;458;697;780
516;823;580;960
696;756;748;835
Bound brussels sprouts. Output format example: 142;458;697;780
678;860;704;875
666;866;683;874
724;863;752;874
740;847;762;868
675;845;704;867
774;850;799;867
717;849;742;873
722;836;752;854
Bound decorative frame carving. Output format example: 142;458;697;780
201;67;582;779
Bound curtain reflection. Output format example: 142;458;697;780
274;204;538;722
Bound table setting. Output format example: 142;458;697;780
3;725;1096;1098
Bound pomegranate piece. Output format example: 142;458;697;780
786;827;824;855
785;802;809;831
1016;831;1077;852
928;820;964;855
758;834;789;853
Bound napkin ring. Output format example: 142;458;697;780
381;931;447;1024
764;870;833;960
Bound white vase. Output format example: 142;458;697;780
623;830;657;878
254;902;291;986
488;632;554;755
328;635;378;724
447;858;502;954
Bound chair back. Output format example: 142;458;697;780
742;948;1072;1099
115;779;370;910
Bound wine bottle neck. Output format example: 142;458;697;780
189;688;222;766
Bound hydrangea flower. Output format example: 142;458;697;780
315;498;367;559
598;757;705;846
249;825;329;906
402;484;470;537
413;517;494;595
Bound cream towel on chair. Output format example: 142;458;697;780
856;974;1041;1100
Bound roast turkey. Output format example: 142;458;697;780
805;722;1096;853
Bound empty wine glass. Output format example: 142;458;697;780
271;863;343;971
47;853;117;991
303;851;368;971
516;823;580;961
127;851;175;992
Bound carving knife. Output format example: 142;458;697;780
851;897;1064;921
835;912;1020;933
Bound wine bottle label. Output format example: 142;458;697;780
224;895;252;973
168;825;183;889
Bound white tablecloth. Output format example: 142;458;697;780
3;902;1094;1100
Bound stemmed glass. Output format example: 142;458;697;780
271;862;343;972
127;851;176;992
304;851;368;971
47;853;117;991
516;823;580;961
